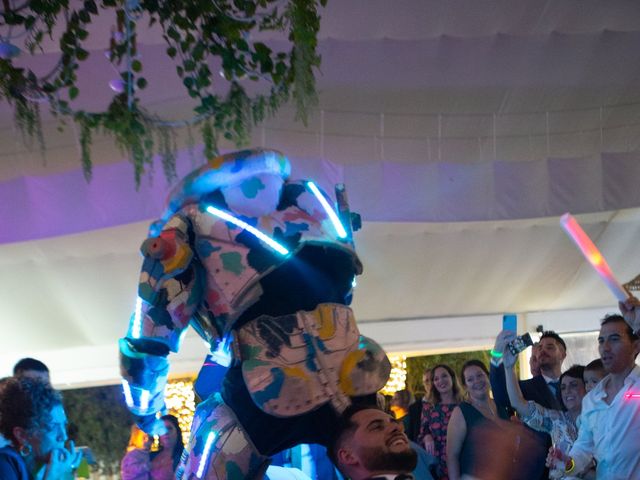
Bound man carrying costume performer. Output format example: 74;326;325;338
119;149;391;479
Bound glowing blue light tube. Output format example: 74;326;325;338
211;335;232;367
306;181;348;239
205;206;289;255
139;389;150;411
122;380;134;408
197;431;218;478
131;296;143;339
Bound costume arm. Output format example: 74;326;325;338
120;214;207;433
446;406;466;480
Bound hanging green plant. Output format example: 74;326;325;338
0;0;327;186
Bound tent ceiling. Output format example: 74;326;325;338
1;0;640;386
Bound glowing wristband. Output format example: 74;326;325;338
565;458;575;474
490;349;503;359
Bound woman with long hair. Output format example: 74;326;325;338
0;377;76;479
417;364;463;479
121;414;185;480
446;360;512;480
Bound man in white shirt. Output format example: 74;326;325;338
328;405;417;480
557;314;640;480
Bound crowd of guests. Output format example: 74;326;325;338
0;359;185;480
328;298;640;480
1;299;638;480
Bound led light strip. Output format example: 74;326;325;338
122;380;134;408
197;431;218;478
211;335;232;367
122;379;152;412
205;206;289;255
306;181;348;239
139;389;150;411
131;296;143;339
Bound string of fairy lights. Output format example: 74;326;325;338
381;354;408;395
164;378;196;446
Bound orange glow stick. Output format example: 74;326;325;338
560;213;630;302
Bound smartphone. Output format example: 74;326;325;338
502;313;517;333
507;332;534;356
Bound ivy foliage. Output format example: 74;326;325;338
63;385;133;475
0;0;327;186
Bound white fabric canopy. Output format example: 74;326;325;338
1;0;640;387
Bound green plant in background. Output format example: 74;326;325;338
63;385;133;476
0;0;327;186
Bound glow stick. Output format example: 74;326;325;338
560;213;630;302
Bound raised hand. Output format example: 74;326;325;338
42;446;75;480
619;296;640;335
494;329;517;367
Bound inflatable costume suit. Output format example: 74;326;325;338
119;149;391;479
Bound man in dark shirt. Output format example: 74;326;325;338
490;330;567;479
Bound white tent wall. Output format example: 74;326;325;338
3;0;640;388
0;210;633;388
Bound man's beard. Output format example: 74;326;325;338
360;445;418;473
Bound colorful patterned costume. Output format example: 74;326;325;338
119;149;391;479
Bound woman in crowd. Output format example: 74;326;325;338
0;377;76;480
446;360;512;480
418;363;462;479
502;347;592;479
390;389;421;442
121;414;185;480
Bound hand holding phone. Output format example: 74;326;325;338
507;332;534;356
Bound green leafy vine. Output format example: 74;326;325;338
0;0;326;186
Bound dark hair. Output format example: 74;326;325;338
460;359;490;386
559;364;585;385
584;358;604;372
601;314;639;341
152;414;184;471
539;331;567;351
327;403;381;470
428;364;462;404
13;358;49;377
0;377;62;444
559;365;585;410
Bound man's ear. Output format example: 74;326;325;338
337;447;358;467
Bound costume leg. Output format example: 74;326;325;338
177;393;270;480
